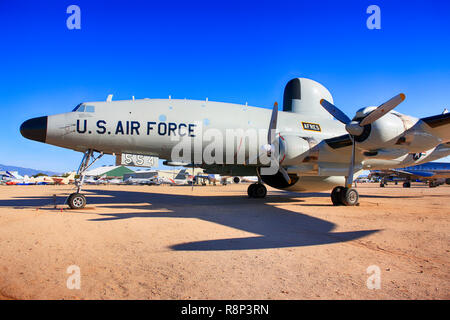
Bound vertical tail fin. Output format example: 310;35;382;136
174;169;187;180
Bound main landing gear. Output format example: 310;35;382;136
247;183;267;198
331;186;359;206
67;149;103;209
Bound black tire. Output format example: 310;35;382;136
331;186;344;205
253;184;267;198
403;182;411;188
67;193;86;209
340;188;359;206
247;184;257;197
380;183;385;188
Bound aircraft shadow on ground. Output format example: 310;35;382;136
0;189;380;251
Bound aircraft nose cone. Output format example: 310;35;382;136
20;116;48;143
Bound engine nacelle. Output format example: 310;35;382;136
278;134;310;166
354;109;405;150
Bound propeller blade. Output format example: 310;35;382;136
360;93;405;126
268;102;278;144
320;99;352;125
279;166;291;184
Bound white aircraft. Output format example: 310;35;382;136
20;78;450;208
3;171;29;185
124;176;160;185
230;176;259;184
158;169;192;185
27;175;54;185
51;172;76;185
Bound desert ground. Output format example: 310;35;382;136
0;182;448;299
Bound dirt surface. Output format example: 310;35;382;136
0;183;448;300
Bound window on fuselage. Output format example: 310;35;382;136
72;103;83;112
72;103;95;112
72;103;85;112
85;105;95;112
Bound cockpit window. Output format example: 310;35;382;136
72;103;85;112
72;103;95;112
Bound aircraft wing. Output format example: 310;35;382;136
392;169;435;178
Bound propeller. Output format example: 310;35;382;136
320;93;406;188
260;102;291;183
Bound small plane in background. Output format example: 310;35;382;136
370;161;450;188
230;176;259;184
26;175;54;185
2;171;55;185
52;172;76;185
159;169;193;185
3;171;29;185
197;174;258;185
124;176;160;185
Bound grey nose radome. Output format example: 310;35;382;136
20;116;48;143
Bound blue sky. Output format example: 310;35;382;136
0;0;449;172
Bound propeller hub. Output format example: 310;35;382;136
261;144;273;156
345;121;364;136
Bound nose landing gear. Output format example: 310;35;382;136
67;149;103;209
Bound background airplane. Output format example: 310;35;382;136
3;171;28;185
51;172;76;185
370;161;450;188
124;176;160;185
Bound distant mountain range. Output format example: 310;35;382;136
0;164;61;177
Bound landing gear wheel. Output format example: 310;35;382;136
67;193;86;209
339;188;359;206
331;186;344;206
403;182;411;188
248;183;267;198
247;184;256;197
380;182;385;187
254;183;267;198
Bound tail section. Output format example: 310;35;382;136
67;172;76;179
174;169;187;180
6;171;23;179
421;113;450;142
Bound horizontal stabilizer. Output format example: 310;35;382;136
421;113;450;142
